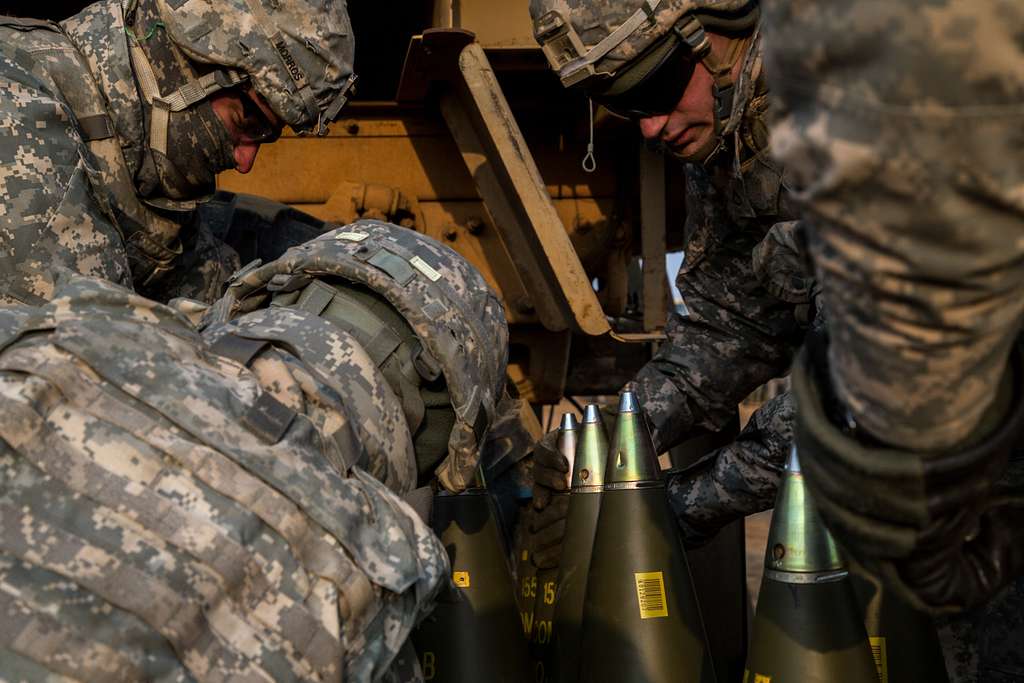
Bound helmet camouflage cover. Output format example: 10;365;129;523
529;0;758;89
146;0;357;136
216;221;510;493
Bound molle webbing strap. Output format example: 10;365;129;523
366;249;417;286
0;500;277;681
0;589;143;682
211;323;369;474
243;392;297;444
7;339;373;628
208;333;297;444
76;114;115;141
356;239;493;438
294;280;403;370
209;333;271;367
291;279;429;431
5;408;335;677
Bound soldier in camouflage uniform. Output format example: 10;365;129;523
527;0;811;562
0;0;356;305
759;1;1024;679
0;220;511;681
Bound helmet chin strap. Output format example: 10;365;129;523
127;40;247;158
673;24;753;167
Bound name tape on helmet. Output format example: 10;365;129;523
271;33;309;88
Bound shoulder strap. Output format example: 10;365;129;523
40;14;185;287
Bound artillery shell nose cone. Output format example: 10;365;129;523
618;391;639;414
572;405;609;489
786;446;802;474
560;412;579;432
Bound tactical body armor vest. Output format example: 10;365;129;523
0;274;446;681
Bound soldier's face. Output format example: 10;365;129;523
210;88;285;174
636;32;738;162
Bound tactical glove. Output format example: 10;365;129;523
794;333;1024;614
530;429;571;569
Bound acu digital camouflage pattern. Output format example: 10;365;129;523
203;302;419;495
215;221;509;493
762;0;1024;453
0;14;133;304
154;0;356;135
666;390;792;544
528;0;757;79
760;1;1024;679
0;3;230;304
527;31;811;548
0;0;358;306
0;272;446;682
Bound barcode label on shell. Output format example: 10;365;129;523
634;571;669;619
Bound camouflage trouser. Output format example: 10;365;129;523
762;1;1024;680
763;0;1024;452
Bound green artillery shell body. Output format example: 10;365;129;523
412;490;531;683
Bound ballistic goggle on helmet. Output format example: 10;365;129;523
150;0;358;137
530;0;759;120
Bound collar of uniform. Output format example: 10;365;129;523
721;26;763;139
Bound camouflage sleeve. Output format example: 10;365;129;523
763;0;1024;450
629;219;809;454
665;390;792;546
139;217;240;305
0;56;130;304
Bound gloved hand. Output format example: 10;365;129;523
794;332;1024;614
530;430;571;569
529;405;620;568
897;497;1024;611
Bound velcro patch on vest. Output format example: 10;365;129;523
336;232;369;242
209;334;269;368
77;114;114;142
367;249;416;286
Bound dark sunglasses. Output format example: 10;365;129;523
589;37;698;120
236;90;282;144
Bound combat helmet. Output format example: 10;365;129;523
115;0;356;203
530;0;759;137
218;221;509;493
146;0;357;137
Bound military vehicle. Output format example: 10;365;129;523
214;1;690;407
